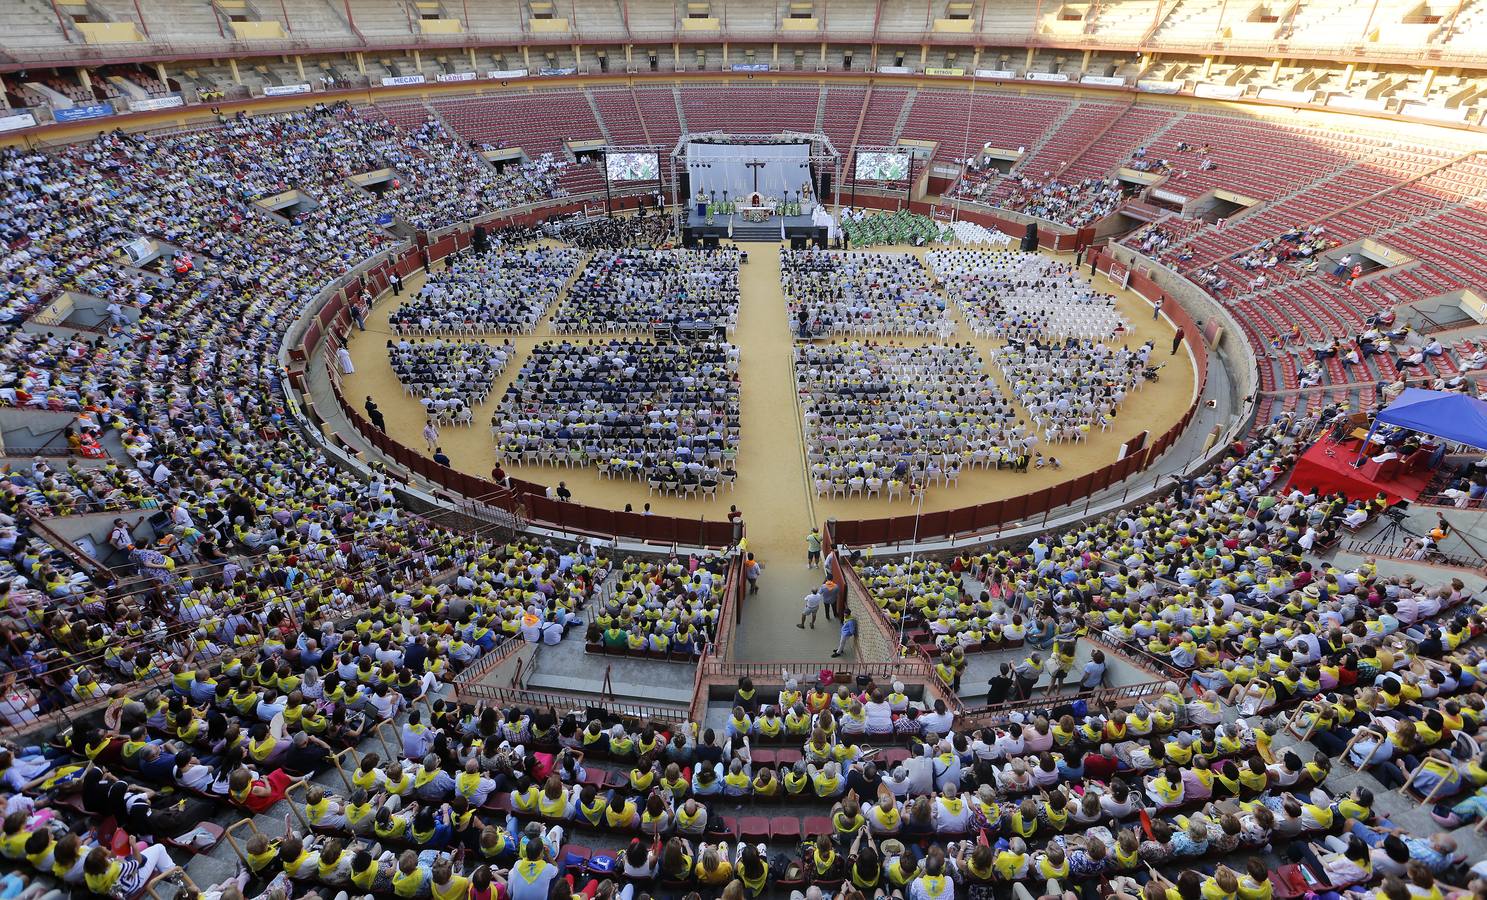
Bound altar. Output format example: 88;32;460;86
740;192;774;223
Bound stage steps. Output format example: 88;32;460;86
730;220;783;242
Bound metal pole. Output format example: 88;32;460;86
603;151;613;214
132;0;150;36
48;0;73;41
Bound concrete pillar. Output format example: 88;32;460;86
1025;46;1035;69
972;46;982;68
772;42;779;65
294;56;305;81
468;47;476;68
919;43;928;66
1200;56;1213;79
1422;67;1436;92
521;45;531;68
1343;62;1355;89
79;68;93;91
355;52;366;75
227;58;241;84
1081;49;1091;73
1268;58;1280;82
413;49;422;72
820;41;826;68
156;62;170;88
625;44;633;66
722;42;729;65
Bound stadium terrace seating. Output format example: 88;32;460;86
679;85;821;135
588;88;653;145
1014;102;1128;178
631;86;685;149
1082;0;1165;37
818;85;867;153
856;86;912;145
1059;106;1177;182
894;89;974;167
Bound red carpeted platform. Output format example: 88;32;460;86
1285;436;1434;503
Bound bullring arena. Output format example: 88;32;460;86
3;3;1487;900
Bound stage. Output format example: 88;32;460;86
1285;435;1436;503
685;208;821;230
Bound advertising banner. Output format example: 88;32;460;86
380;74;427;86
130;94;185;111
54;102;115;122
1194;83;1244;100
0;112;37;132
264;83;312;96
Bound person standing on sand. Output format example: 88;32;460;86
806;527;822;568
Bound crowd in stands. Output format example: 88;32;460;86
1;455;162;519
389;248;586;334
994;176;1127;228
0;92;576;730
585;555;725;656
389;338;516;426
927;250;1128;341
991;338;1150;444
350;112;567;231
5;87;1487;900
493;339;741;486
781;250;951;337
553;250;740;334
794;342;1027;497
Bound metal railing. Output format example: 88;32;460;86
452;681;689;723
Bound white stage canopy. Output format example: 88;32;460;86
687;141;813;201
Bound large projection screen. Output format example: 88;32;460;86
687;142;812;200
854;150;910;181
606;151;660;181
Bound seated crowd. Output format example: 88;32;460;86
991;338;1149;443
794;342;1027;498
781;250;951;337
584;555;726;656
838;210;953;248
926;250;1127;341
552;250;740;334
994;176;1127;228
389;338;517;426
494;339;741;485
390;248;586;334
0;93;572;726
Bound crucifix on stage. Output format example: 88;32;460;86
746;159;766;196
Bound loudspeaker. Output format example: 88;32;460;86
703;235;720;250
471;226;488;253
790;235;808;250
682;229;699;248
815;228;828;249
819;170;833;198
679;171;690;200
1020;222;1039;252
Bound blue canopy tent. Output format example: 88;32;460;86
1355;388;1487;463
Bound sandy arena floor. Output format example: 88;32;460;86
340;237;1196;660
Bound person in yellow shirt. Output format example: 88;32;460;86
693;844;734;886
